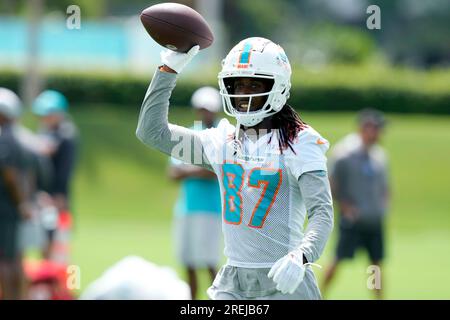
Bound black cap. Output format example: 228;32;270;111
357;108;386;128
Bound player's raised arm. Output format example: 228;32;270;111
136;46;211;170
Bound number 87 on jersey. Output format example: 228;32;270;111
221;162;282;229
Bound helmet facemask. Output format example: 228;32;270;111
219;74;290;127
218;37;292;128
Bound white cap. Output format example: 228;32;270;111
191;86;222;113
0;87;22;120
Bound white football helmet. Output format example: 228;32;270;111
218;37;292;127
0;87;22;120
191;86;221;113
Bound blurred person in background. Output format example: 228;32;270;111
0;88;32;299
4;89;68;300
168;86;223;299
1;90;57;263
32;90;78;263
322;108;390;299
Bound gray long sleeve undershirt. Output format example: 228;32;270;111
136;69;333;264
298;171;334;263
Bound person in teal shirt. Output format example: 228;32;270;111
169;86;223;299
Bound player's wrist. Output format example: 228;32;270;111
160;45;199;74
292;249;309;264
288;249;305;266
159;65;177;74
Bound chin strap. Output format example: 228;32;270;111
246;96;253;115
235;119;241;140
233;119;243;157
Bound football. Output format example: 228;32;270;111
140;2;214;53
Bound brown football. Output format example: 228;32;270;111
140;2;214;53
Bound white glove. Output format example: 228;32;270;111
268;250;321;294
160;45;200;74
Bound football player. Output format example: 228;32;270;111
136;37;334;299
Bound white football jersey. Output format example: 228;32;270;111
198;119;330;268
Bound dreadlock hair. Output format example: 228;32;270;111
269;104;307;154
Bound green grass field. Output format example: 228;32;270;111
52;105;450;299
